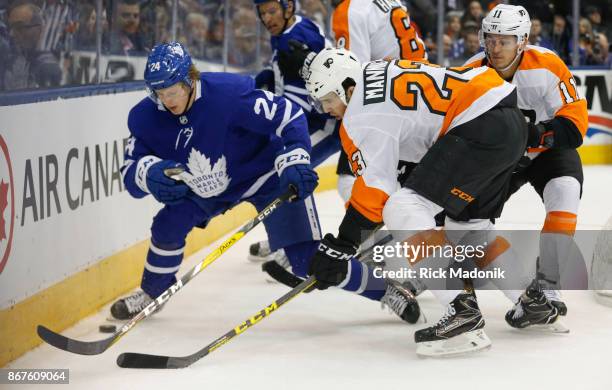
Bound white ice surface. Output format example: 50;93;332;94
6;166;612;390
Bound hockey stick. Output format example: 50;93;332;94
262;230;393;289
117;276;317;368
37;186;297;356
116;233;397;369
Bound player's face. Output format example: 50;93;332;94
319;92;347;120
156;83;190;115
484;33;519;70
257;2;286;36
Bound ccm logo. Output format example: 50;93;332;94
257;204;277;221
318;243;352;261
451;187;474;203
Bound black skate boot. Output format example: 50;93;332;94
505;280;567;333
381;280;422;324
110;290;164;320
402;278;427;297
249;240;289;264
536;259;568;316
415;291;491;357
544;289;568;316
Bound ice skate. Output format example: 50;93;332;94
415;291;491;357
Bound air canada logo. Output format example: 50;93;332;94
0;134;15;274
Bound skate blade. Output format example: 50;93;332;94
247;254;269;263
519;319;570;334
416;329;492;358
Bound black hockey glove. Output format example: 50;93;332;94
309;233;357;289
527;122;554;148
278;39;314;79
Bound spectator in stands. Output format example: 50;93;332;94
181;12;209;59
587;31;609;66
300;0;327;30
229;5;258;69
585;5;608;40
74;3;108;50
550;13;569;63
529;16;552;49
446;12;462;40
461;0;484;27
2;2;61;90
109;0;150;55
38;0;79;54
574;17;605;66
139;0;172;45
599;32;611;68
461;27;481;60
446;13;463;64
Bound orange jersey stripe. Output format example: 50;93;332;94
403;229;450;264
475;236;510;269
349;177;389;223
542;211;577;236
339;123;389;223
439;67;506;136
555;99;589;138
332;0;351;50
463;56;486;68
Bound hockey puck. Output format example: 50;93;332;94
99;324;117;333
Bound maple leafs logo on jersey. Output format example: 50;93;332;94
178;148;231;198
0;180;8;241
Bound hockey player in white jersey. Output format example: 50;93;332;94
330;0;428;203
464;4;589;328
252;0;430;273
302;48;536;356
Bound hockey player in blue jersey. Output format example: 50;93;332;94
249;0;337;260
253;0;338;170
111;42;417;323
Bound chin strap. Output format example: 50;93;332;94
486;46;524;74
180;85;195;115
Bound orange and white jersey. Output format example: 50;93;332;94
341;60;516;223
332;0;427;63
464;45;588;155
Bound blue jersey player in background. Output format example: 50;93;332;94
112;42;413;322
249;0;340;268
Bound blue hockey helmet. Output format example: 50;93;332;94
144;42;193;101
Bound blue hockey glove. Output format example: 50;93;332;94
146;160;190;205
275;147;318;199
308;233;357;289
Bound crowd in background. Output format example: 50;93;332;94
0;0;610;92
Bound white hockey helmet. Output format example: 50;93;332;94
479;4;531;47
303;47;362;107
